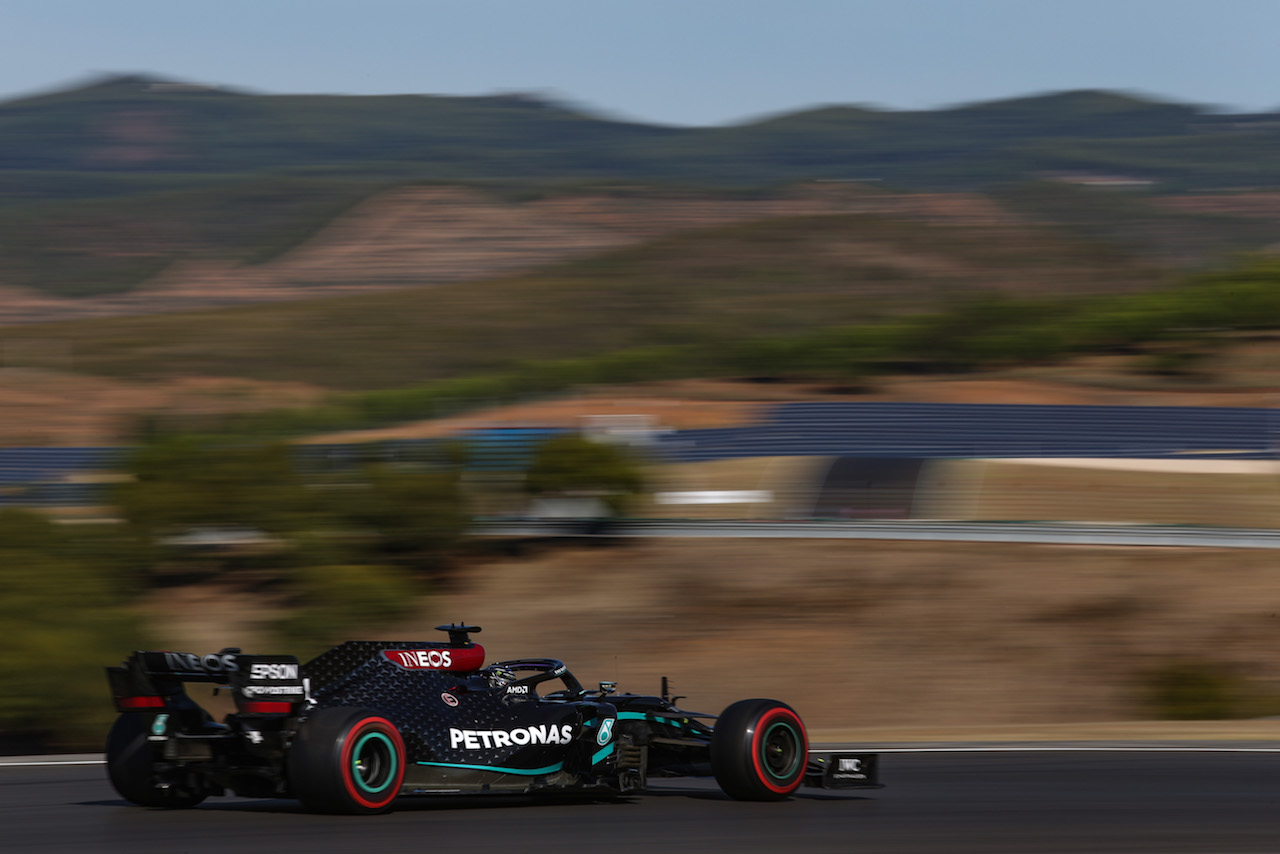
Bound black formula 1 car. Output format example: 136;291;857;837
105;625;879;814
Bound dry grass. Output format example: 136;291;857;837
962;461;1280;527
0;186;1034;326
141;537;1280;737
0;369;325;446
342;541;1280;731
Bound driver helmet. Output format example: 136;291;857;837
486;665;517;690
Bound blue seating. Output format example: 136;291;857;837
654;402;1278;462
3;404;1275;506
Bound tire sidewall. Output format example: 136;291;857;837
106;713;155;804
337;715;406;812
710;699;808;801
288;707;406;814
749;706;807;796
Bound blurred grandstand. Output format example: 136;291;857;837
4;402;1277;527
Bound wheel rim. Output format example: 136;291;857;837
351;731;397;794
760;721;801;781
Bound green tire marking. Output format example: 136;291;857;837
351;731;397;794
761;721;801;781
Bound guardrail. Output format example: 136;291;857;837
471;519;1280;549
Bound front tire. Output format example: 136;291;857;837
105;714;207;809
287;707;406;814
710;699;807;801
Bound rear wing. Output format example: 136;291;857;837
106;649;306;716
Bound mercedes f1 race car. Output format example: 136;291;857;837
105;625;879;814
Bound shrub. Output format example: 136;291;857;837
274;564;420;657
0;510;151;749
113;436;310;537
316;465;469;564
1137;660;1280;720
525;434;645;516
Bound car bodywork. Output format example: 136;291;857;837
105;625;879;812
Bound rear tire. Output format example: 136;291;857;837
105;714;206;809
287;707;406;814
710;699;807;801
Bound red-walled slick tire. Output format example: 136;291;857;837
710;699;808;801
287;707;406;814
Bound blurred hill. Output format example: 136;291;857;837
2;74;1279;446
5;75;1280;304
0;211;1170;388
0;184;1027;317
6;75;1280;191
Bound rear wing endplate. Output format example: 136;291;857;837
107;649;305;714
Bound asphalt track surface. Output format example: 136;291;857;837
10;749;1280;854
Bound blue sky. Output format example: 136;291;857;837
4;0;1278;126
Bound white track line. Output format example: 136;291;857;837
7;746;1280;769
812;746;1280;754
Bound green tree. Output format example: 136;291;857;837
0;510;150;748
112;434;470;572
314;464;469;567
525;434;645;516
112;436;310;537
274;564;420;658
